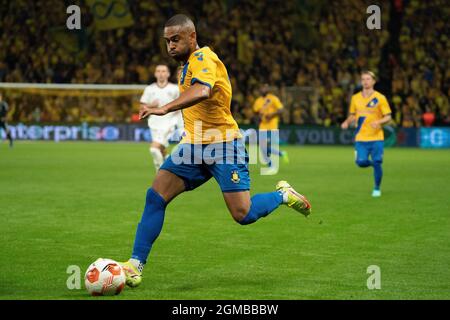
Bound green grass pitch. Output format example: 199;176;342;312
1;141;449;300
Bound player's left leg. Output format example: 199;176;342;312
223;190;278;223
210;139;310;224
223;185;311;225
266;130;289;164
259;130;288;169
149;143;163;169
371;141;384;197
258;130;272;167
1;122;13;147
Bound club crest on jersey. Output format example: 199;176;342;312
194;51;204;61
231;170;240;183
367;97;379;108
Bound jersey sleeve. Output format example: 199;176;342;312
189;52;217;88
140;87;153;104
349;96;356;114
273;96;283;110
379;95;392;115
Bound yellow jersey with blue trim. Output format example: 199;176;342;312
178;46;241;144
349;90;392;142
252;93;283;130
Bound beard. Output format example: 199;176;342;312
169;48;190;62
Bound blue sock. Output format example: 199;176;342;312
260;145;271;166
239;192;283;225
268;147;282;157
373;162;382;190
131;188;166;264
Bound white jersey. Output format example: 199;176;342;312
140;82;183;130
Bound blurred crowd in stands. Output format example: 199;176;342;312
0;0;448;126
391;0;450;127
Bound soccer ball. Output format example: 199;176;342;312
85;258;126;296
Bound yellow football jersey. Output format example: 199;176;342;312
349;91;392;141
252;93;283;130
178;46;240;144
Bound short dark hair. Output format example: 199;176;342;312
155;63;169;68
165;14;194;28
155;63;170;72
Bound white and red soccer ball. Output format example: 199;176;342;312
85;258;125;296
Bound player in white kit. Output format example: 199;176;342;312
140;64;183;171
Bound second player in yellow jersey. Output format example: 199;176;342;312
341;71;392;197
349;90;392;142
253;92;283;130
252;84;288;172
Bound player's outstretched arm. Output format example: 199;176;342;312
139;83;210;119
341;114;356;129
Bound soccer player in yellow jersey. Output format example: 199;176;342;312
341;71;392;197
253;84;288;172
120;14;312;287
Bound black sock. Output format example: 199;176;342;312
7;132;13;145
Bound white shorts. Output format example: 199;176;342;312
149;127;176;148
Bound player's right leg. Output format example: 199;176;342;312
355;142;372;168
121;169;185;287
122;143;213;287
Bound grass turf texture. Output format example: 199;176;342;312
0;141;449;300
